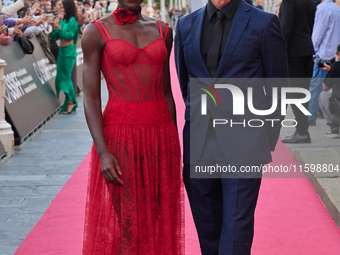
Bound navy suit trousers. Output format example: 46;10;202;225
183;126;262;255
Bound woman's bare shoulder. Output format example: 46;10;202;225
81;23;105;50
98;15;116;26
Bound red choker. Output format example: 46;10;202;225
113;6;141;25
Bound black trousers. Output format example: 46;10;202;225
287;56;314;135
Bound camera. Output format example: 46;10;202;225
317;58;335;69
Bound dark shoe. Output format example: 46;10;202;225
324;131;340;138
325;124;340;138
308;121;316;126
282;132;311;143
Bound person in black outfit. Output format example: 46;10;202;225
279;0;316;143
319;45;340;138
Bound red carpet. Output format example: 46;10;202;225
15;53;340;255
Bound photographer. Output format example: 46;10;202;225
308;0;340;126
319;45;340;138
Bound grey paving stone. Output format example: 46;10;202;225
0;197;25;208
0;222;33;244
0;186;37;197
33;186;63;195
0;175;47;181
20;196;56;208
5;213;42;226
0;213;10;222
1;246;19;255
0;177;72;187
318;178;340;207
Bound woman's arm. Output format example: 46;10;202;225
3;18;16;27
82;23;123;186
162;25;177;129
21;23;46;37
61;17;78;40
51;18;62;39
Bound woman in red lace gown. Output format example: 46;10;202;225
81;0;183;254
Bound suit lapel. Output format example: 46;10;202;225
215;1;251;78
191;6;211;79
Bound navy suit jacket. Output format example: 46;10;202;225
175;0;289;166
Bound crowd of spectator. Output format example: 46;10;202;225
0;0;181;57
0;0;117;64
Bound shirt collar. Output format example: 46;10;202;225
206;0;241;21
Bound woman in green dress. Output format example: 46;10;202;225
51;0;79;114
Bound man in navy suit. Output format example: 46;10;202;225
175;0;288;254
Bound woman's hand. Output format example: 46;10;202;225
30;6;38;16
13;25;24;37
0;25;6;33
53;17;61;30
41;14;49;22
0;34;10;45
20;16;35;26
58;12;64;21
100;152;123;186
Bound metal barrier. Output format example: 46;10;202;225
0;59;14;157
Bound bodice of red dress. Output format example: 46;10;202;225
94;20;171;126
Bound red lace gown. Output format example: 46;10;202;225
82;20;184;254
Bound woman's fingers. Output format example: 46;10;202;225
100;154;123;186
112;157;122;176
102;166;123;186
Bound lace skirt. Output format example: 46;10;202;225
82;121;184;254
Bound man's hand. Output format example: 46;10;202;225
20;16;35;26
0;34;10;45
35;14;48;26
99;153;123;186
321;63;331;72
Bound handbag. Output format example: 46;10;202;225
329;96;340;117
17;37;34;55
